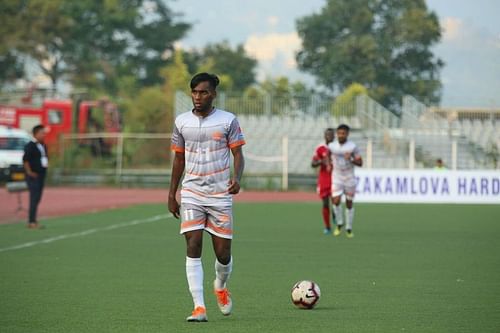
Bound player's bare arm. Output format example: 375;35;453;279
311;159;321;168
168;151;185;218
228;146;245;194
352;154;363;167
311;157;329;168
344;151;362;167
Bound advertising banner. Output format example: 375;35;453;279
354;169;500;204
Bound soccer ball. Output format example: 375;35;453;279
291;280;321;309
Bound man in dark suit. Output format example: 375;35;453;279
23;125;48;229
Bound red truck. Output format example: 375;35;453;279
0;92;121;181
0;98;120;148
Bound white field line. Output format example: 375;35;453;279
0;213;172;253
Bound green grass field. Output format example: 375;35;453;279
1;202;499;332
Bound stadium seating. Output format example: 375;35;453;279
400;96;499;169
175;92;499;173
238;114;405;174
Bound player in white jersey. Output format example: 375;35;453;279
168;73;245;322
328;124;362;238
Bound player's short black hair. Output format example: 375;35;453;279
190;73;220;90
325;128;334;133
32;124;44;135
337;124;350;132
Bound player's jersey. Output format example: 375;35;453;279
171;108;245;207
328;140;360;180
312;144;332;188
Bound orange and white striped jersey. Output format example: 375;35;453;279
171;108;245;207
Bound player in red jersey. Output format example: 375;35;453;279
311;128;336;234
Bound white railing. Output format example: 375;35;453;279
59;132;173;183
55;131;498;190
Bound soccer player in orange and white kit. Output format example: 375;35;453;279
168;73;245;322
311;128;336;234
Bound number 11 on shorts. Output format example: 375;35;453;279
184;209;195;221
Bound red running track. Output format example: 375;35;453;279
0;187;318;224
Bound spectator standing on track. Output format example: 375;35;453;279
23;125;48;229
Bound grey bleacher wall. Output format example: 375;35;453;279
175;91;499;174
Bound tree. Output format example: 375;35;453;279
0;0;190;91
0;51;24;84
0;0;70;88
123;86;168;133
332;83;368;116
121;49;191;134
224;76;314;116
296;0;443;109
194;58;234;91
183;41;257;92
160;50;191;129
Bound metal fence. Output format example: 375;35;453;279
55;132;172;185
401;96;500;169
175;91;499;172
176;90;356;118
51;91;499;187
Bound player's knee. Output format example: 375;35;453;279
186;247;202;258
216;253;231;265
186;243;202;258
185;233;203;257
214;242;231;264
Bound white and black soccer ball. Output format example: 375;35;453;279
291;280;321;309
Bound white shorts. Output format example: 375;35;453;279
332;178;357;200
180;203;233;239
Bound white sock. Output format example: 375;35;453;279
214;257;233;290
346;207;355;231
334;205;343;226
186;256;205;308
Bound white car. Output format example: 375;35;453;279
0;126;32;182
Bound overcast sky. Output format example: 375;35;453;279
169;0;500;107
